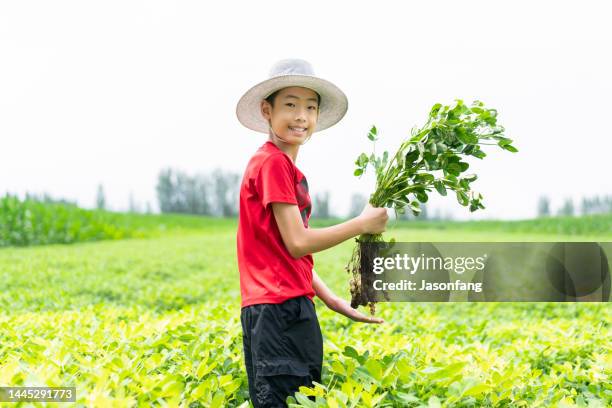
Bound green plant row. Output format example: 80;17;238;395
0;194;228;248
1;227;610;407
392;214;612;237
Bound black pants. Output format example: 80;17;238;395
241;296;323;407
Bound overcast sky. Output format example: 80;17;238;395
1;1;610;220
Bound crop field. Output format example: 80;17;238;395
0;213;611;407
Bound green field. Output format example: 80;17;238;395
0;216;611;407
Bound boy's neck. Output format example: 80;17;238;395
268;136;299;163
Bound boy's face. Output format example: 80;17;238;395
261;86;319;145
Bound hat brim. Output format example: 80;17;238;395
236;74;348;134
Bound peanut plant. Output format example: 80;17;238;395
347;99;519;313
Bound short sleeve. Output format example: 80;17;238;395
256;153;298;208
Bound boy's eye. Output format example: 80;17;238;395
309;106;317;110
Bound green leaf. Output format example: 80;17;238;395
356;153;369;167
210;390;225;408
426;160;439;170
462;383;491;397
415;191;428;203
496;137;513;146
294;392;317;407
430;103;442;117
160;379;184;398
414;173;434;183
456;191;469;206
367;125;378;141
455;127;478;144
434;180;447;196
343;346;360;360
423;362;467;380
223;379;241;395
483;109;497;125
395;392;420;403
447;163;461;176
331;361;346;376
462;144;475;154
191;382;207;399
471;149;487;159
405;149;419;165
196;361;217;378
502;144;518;152
446;155;460;164
364;359;383;381
354;168;363;177
470;199;485;212
297;386;318;397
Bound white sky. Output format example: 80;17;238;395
1;1;610;220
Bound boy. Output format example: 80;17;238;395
235;58;389;407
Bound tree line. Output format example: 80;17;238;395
154;168;240;217
17;173;612;220
94;168;242;216
537;195;612;217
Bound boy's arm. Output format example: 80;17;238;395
312;269;384;324
272;203;388;259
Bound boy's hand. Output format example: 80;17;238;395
357;203;389;235
334;297;384;324
312;269;383;323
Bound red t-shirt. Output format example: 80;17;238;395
237;141;315;308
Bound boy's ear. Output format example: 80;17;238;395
261;100;272;121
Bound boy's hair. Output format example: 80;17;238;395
265;89;321;109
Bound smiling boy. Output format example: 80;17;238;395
235;59;389;407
